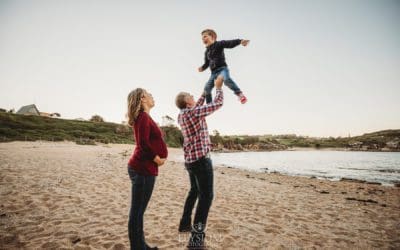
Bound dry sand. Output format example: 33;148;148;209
0;141;399;249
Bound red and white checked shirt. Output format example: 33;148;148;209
178;89;224;163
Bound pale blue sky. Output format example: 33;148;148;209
1;0;399;137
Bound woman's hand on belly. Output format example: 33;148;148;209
153;155;167;166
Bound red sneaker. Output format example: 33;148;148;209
239;93;247;104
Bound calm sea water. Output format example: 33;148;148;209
173;151;400;186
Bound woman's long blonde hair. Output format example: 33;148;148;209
127;88;145;127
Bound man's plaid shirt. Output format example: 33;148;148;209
178;89;224;163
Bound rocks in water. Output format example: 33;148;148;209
376;169;400;173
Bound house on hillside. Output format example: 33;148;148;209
386;139;400;149
162;115;175;127
16;104;40;116
16;104;61;118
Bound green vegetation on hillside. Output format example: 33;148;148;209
209;130;400;151
0;112;133;144
0;112;399;151
0;112;183;147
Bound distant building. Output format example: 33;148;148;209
40;112;61;118
386;139;399;149
16;104;40;116
349;141;363;148
16;104;60;118
40;112;51;117
162;115;175;127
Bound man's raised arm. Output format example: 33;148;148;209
194;76;224;118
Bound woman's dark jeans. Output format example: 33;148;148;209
127;166;156;250
180;157;214;237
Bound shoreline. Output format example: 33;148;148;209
213;146;400;153
179;161;400;188
1;140;400;153
172;151;400;187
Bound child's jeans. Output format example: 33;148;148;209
204;67;242;103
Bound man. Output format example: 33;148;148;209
175;76;224;249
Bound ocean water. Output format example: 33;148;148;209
173;150;400;186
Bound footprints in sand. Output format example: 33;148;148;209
2;142;399;249
263;226;281;234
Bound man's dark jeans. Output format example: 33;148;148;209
127;166;156;250
180;156;214;238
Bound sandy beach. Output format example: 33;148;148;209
0;141;399;249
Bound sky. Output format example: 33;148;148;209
0;0;399;137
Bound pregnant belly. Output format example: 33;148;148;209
154;139;168;158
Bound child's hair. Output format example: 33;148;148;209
201;29;217;40
127;88;145;127
175;92;188;110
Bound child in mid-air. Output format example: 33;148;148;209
198;29;250;104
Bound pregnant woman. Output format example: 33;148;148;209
126;88;168;250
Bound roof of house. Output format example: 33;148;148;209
16;104;40;115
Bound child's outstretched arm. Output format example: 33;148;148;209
198;52;209;72
218;39;242;49
218;39;250;48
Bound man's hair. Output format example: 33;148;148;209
201;29;217;40
176;92;188;110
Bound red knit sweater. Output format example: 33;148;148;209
128;111;168;176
